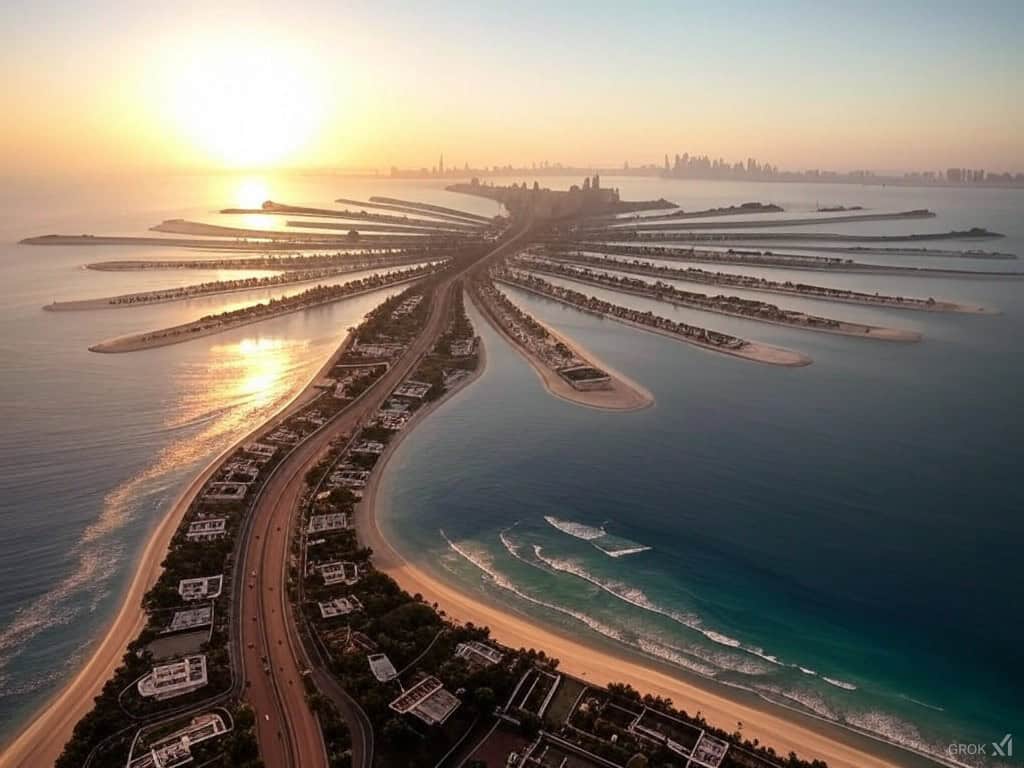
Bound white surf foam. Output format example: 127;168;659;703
530;545;788;672
637;638;720;677
822;676;858;691
544;515;652;557
597;544;654;557
442;530;625;642
543;515;606;540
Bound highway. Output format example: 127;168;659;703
238;225;530;768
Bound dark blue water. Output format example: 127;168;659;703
378;180;1024;766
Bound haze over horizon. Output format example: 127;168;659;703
2;0;1022;176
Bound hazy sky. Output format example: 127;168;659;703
2;0;1022;174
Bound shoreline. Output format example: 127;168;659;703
468;290;654;413
89;275;427;353
0;326;351;768
353;351;917;768
575;244;1024;278
529;269;923;342
44;261;433;312
542;256;991;314
498;279;813;367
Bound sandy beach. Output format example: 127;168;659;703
89;274;427;353
523;269;923;342
468;291;654;412
344;315;916;768
0;317;361;768
0;364;334;768
354;394;914;768
498;280;813;367
541;256;992;314
358;468;913;768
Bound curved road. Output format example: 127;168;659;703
239;225;530;768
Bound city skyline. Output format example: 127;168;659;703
2;1;1023;175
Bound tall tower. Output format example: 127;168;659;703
439;153;444;176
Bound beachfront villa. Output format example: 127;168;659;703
320;561;360;586
448;337;478;357
388;675;461;726
329;467;370;489
178;575;223;602
137;655;207;700
442;368;471;388
307;512;349;534
318;596;363;619
391;294;424;318
393;380;432;400
222;463;259;484
367;653;398;682
203;482;247;502
454;641;504;667
266;427;300;444
185;517;227;542
351;440;385;455
351;341;405;359
557;364;612;391
297;409;327;427
126;712;229;768
243;441;278;463
165;605;213;634
331;363;387;399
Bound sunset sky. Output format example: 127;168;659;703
2;0;1022;175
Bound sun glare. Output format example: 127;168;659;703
235;177;270;208
166;38;323;168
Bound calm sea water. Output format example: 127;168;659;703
0;174;499;745
1;175;1020;766
376;179;1024;767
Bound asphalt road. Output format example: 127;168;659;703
238;226;530;768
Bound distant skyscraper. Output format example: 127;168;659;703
439;153;444;176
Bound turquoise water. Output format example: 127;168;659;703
377;180;1024;766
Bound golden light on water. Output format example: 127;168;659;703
232;337;291;409
235;177;270;208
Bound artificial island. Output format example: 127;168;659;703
7;178;1016;768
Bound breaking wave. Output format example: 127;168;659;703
544;515;652;557
441;530;625;642
456;531;978;768
543;516;605;541
822;676;858;691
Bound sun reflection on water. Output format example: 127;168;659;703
233;176;279;228
79;336;303;572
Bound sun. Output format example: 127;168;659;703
166;37;323;168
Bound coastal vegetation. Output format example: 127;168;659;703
36;183;1002;768
508;260;918;341
544;242;1015;276
47;258;442;311
583;208;937;232
221;200;485;231
573;225;1003;243
86;246;464;272
585;201;784;223
492;266;810;366
52;282;437;768
292;276;825;768
524;250;984;313
89;264;440;352
467;275;654;411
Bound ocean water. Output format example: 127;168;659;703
1;174;1020;766
376;179;1024;767
0;173;500;746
